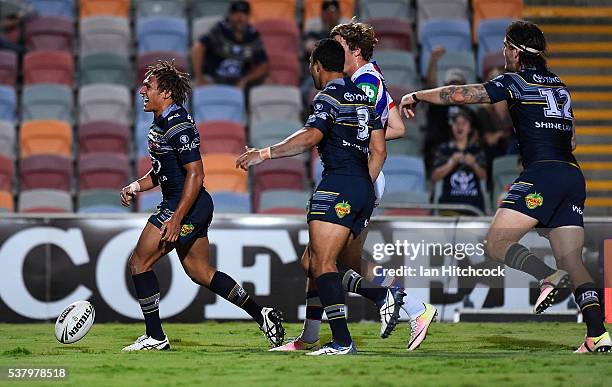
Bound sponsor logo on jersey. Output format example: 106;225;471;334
168;113;181;121
525;192;544;209
180;224;195;237
533;74;561;84
344;92;369;103
180;135;190;144
572;205;583;215
357;82;378;104
334;201;351;218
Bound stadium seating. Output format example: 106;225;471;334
21;84;73;123
79;16;131;56
0;190;13;211
137;189;162;212
249;85;302;126
419;18;472;77
481;52;505;80
211;192;251;214
373;50;419;88
249;120;303;149
23;51;74;86
0;155;13;191
79;53;132;87
382;155;426;194
137;51;188;83
253;158;306;209
78;84;131;125
367;18;413;51
78;121;130;154
19;189;73;212
198;121;246;155
78;153;130;190
137;16;188;55
192;16;222;42
358;0;412;20
266;52;300;86
191;0;231;18
135;121;151;156
386;135;421;157
416;0;468;27
472;0;523;41
303;0;355;32
193;85;245;124
78;189;128;213
26;0;75;18
492;154;520;205
19;120;72;158
19;155;72;191
0;86;16;122
0;121;15;159
0;50;17;86
135;0;186;18
250;0;296;22
79;0;130;19
202;154;248;193
137;156;152;177
25;16;74;52
477;19;512;76
379;191;430;215
436;51;477;86
258;189;308;214
254;19;299;54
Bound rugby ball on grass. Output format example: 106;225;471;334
54;300;95;344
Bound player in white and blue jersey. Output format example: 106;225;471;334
400;21;610;353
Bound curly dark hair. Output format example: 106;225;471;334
506;20;548;70
144;60;192;105
330;18;378;61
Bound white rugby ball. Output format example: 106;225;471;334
54;301;95;344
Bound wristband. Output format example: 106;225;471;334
127;181;141;194
411;92;420;103
259;147;272;160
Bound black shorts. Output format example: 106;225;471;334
307;174;375;238
148;190;214;245
500;161;585;228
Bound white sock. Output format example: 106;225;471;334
299;319;321;343
402;293;426;319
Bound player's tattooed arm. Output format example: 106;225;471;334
438;84;491;105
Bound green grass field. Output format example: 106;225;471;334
1;322;611;386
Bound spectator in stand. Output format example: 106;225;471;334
422;46;467;174
1;3;32;53
476;66;515;184
432;107;487;215
191;1;268;89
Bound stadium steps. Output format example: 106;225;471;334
525;0;612;215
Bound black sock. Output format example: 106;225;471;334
209;271;264;325
315;272;352;347
504;243;557;280
340;267;388;309
574;283;606;337
132;271;165;340
305;289;324;320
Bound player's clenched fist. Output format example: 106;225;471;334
399;93;418;119
120;181;140;207
236;146;271;170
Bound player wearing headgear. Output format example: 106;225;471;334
238;38;386;355
400;20;610;353
120;60;284;351
272;19;436;353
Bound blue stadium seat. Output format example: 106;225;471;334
258;189;309;214
137;190;162;212
135;0;186;18
382;155;426;194
137;16;188;55
135;121;151;156
192;0;232;18
373;50;419;88
78;189;130;213
436;51;477;86
211;192;251;214
26;0;75;18
193;85;245;124
0;85;16;123
21;84;72;123
358;0;411;20
249;120;302;149
477;18;512;76
419;18;472;77
248;85;302;127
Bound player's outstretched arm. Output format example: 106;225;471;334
236;127;323;170
120;168;159;207
368;128;387;183
399;84;491;118
385;106;406;140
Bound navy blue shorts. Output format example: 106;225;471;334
148;190;214;245
307;174;375;238
500;161;585;228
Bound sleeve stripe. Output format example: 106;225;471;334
164;122;195;140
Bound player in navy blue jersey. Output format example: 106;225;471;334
120;60;284;351
237;39;387;355
400;20;610;353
